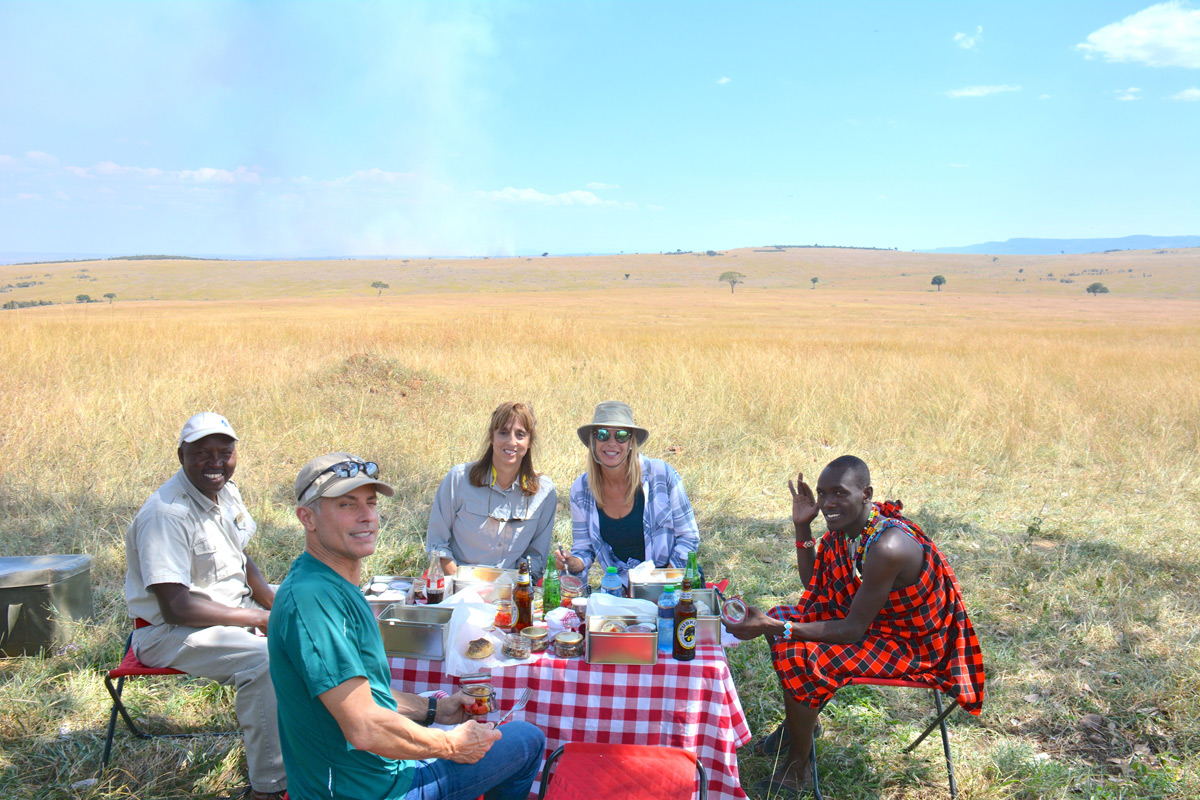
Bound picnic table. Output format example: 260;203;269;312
389;644;751;800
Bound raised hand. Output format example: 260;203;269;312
788;471;819;529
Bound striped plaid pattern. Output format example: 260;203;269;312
769;504;985;714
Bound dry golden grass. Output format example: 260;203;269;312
2;252;1199;798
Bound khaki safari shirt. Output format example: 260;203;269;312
124;468;256;625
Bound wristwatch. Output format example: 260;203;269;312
418;696;438;726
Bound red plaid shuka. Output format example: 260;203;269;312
769;503;985;714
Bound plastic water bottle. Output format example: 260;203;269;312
600;566;624;597
657;585;678;653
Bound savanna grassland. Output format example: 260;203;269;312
2;247;1199;799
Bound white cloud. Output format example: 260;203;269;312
944;84;1021;98
335;168;418;185
954;26;983;49
586;182;620;190
1170;86;1200;99
0;154;16;167
717;76;731;85
1077;1;1200;68
1039;94;1053;100
482;187;634;208
25;151;58;165
949;163;969;168
17;193;40;201
1116;86;1143;101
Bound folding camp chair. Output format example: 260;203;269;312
810;676;960;800
101;633;240;768
537;742;708;800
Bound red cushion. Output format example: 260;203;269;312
543;743;698;800
109;646;187;679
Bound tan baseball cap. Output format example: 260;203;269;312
294;452;395;504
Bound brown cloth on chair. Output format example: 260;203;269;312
768;503;985;713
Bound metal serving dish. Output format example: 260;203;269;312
451;565;517;600
585;615;658;666
377;603;454;660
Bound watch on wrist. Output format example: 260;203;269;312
419;695;438;726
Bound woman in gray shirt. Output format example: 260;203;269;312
426;401;557;580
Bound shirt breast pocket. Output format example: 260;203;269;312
191;533;236;586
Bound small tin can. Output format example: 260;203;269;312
553;631;584;658
521;626;550;652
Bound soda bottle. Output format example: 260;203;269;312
542;551;561;615
657;585;678;653
425;553;445;605
599;566;624;597
684;551;699;589
513;560;534;631
673;576;697;661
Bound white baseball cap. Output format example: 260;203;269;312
178;412;239;446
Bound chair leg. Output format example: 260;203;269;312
101;675;123;768
809;738;822;800
900;690;958;799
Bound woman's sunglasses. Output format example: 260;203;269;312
593;428;632;444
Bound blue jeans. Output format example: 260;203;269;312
403;721;545;800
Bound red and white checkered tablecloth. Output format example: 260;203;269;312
390;645;751;800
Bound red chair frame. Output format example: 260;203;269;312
811;677;960;800
101;633;240;768
537;742;708;800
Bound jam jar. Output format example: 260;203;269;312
553;631;584;658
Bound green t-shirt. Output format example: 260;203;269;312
268;551;416;800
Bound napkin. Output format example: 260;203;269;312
441;587;535;676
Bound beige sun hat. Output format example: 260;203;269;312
576;401;649;447
295;452;395;504
178;412;238;446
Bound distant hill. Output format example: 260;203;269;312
924;235;1200;255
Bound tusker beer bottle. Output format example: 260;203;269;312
673;575;697;661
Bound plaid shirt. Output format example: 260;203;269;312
568;456;700;583
769;504;985;714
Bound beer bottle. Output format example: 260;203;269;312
673;575;697;661
513;560;534;632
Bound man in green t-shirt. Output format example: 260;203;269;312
268;452;544;800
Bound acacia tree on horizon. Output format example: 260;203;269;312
811;277;818;289
103;293;116;304
1086;282;1110;296
371;280;389;297
932;275;946;291
719;271;746;294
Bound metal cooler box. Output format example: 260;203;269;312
585;615;659;665
377;603;454;660
0;554;93;656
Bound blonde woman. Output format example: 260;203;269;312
426;402;557;580
555;401;699;587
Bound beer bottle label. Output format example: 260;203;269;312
676;618;696;649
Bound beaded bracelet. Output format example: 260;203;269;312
783;620;794;639
795;539;816;549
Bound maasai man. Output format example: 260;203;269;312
723;455;984;795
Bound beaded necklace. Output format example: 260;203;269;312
847;506;882;579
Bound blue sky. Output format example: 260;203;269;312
1;1;1197;257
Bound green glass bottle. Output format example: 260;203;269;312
542;550;561;617
684;550;699;588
